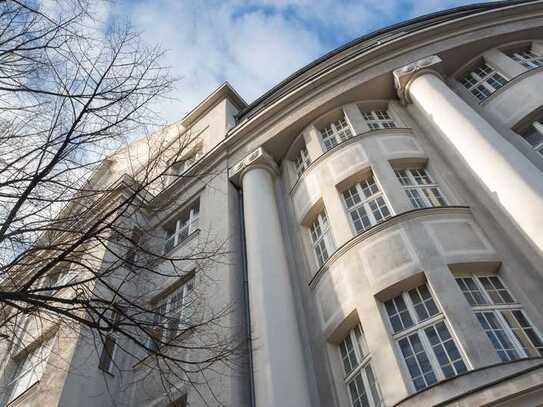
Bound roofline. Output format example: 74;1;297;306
235;0;539;122
181;81;247;127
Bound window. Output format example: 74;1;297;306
384;284;467;391
320;116;354;151
339;325;383;407
461;63;508;101
148;277;194;351
456;275;543;362
342;175;391;234
509;49;543;69
294;146;311;178
394;168;447;209
172;150;202;176
309;209;335;267
520;120;543;156
98;308;122;373
360;110;396;130
6;337;53;403
164;200;200;253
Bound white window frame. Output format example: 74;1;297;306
164;200;200;253
521;120;543;156
339;325;383;407
360;110;397;130
342;175;391;234
98;308;123;374
172;149;202;177
309;209;335;268
456;275;543;362
461;63;509;101
509;49;543;69
394;168;447;209
6;337;53;403
294;146;311;178
320;116;354;151
148;277;195;351
384;284;468;392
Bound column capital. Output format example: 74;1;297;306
393;55;445;104
229;147;279;186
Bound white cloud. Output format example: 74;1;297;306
104;0;489;125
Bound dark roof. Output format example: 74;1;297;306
236;0;537;122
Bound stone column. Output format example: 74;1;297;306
394;56;543;254
230;148;312;407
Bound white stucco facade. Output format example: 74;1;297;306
4;1;543;406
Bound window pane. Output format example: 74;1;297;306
424;322;467;378
476;311;519;362
399;334;437;391
385;296;413;333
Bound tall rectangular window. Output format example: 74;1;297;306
339;325;383;407
294;146;311;178
6;337;53;403
360;110;396;130
456;275;543;361
320;116;354;151
309;209;335;267
148;277;195;351
394;168;447;209
99;308;122;374
461;63;508;101
164;199;200;253
342;175;391;234
509;49;543;69
384;284;467;391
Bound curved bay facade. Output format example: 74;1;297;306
229;1;543;406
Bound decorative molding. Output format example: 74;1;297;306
393;55;444;104
229;147;279;186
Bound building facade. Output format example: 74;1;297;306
3;0;543;406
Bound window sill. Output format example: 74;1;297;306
289;128;413;194
308;206;470;289
163;229;200;257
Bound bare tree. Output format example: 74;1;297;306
0;1;243;405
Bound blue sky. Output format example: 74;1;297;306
108;0;498;123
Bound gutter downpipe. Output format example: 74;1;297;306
234;182;256;407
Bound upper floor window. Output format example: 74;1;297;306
339;325;383;407
521;120;543;156
320;116;354;151
6;337;53;403
361;110;396;130
172;150;202;177
461;63;508;101
309;209;335;267
148;277;195;351
342;174;391;234
384;284;467;391
509;49;543;70
294;146;311;178
394;168;447;209
98;308;122;374
456;275;543;362
164;199;200;253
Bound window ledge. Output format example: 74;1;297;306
308;206;470;289
479;66;543;106
162;229;200;258
289;128;413;194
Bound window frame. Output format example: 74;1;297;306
6;337;54;403
164;200;200;254
294;146;311;178
456;275;543;361
360;110;397;130
520;120;543;156
384;284;468;392
147;276;195;352
394;168;447;209
460;63;509;101
509;49;543;69
339;325;383;407
319;116;354;152
309;209;335;268
341;174;392;235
